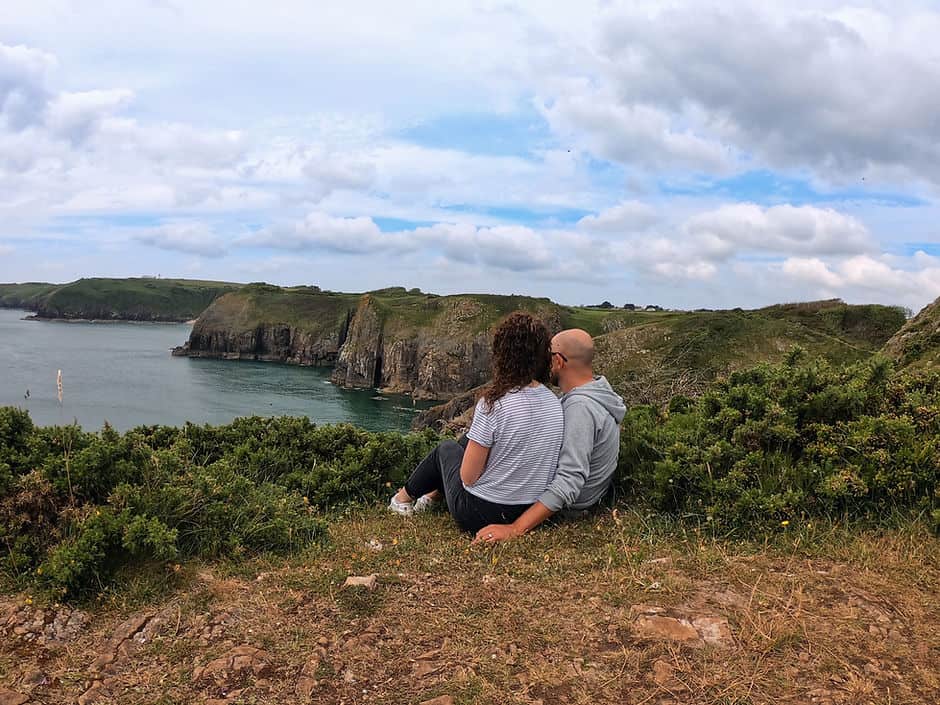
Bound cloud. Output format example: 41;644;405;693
781;253;940;307
45;89;133;144
135;223;228;257
576;200;658;233
533;3;940;187
247;212;388;253
0;43;54;131
684;204;874;257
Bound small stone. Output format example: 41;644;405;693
343;574;378;590
414;661;439;678
0;689;30;705
645;557;673;566
652;659;675;686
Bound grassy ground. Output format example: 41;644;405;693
3;507;938;704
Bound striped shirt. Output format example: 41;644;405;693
465;384;564;504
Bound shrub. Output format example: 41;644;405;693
0;416;437;597
615;355;940;534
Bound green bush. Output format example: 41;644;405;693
0;413;437;597
2;351;937;597
615;355;940;533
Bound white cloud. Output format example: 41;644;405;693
576;200;658;233
0;42;54;131
135;222;227;257
781;253;940;309
45;89;133;143
247;212;388;253
685;204;874;257
782;257;844;289
542;3;940;186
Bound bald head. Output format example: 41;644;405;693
552;328;595;368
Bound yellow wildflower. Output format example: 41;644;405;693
781;520;790;527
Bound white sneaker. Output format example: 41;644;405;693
414;495;440;513
388;494;414;516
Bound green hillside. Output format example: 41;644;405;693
593;299;907;405
0;277;240;321
883;296;940;370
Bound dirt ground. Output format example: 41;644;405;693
2;508;938;705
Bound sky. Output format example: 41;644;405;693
1;0;939;312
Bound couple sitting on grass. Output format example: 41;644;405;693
389;311;626;543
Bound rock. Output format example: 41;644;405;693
193;645;275;684
0;689;30;705
90;609;173;674
414;661;440;678
20;670;48;689
630;604;733;648
1;604;88;647
343;574;378;590
645;557;673;566
295;654;322;699
418;697;455;705
652;659;675;686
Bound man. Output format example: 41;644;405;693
473;328;626;543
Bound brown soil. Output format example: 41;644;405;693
1;509;938;704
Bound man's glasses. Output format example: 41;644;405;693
551;351;568;362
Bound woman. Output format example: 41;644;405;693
389;311;564;533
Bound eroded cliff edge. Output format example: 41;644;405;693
173;285;562;399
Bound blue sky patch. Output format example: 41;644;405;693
661;170;927;208
397;111;554;157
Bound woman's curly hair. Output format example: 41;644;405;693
481;311;552;411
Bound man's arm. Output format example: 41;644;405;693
473;402;595;543
472;500;554;543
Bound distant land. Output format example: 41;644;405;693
0;277;240;322
3;277;936;426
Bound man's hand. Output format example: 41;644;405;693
472;523;519;544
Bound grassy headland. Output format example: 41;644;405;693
0;277;240;321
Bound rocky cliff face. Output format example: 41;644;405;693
331;297;499;398
331;295;384;386
175;287;564;400
883;297;940;370
330;296;562;399
174;321;348;366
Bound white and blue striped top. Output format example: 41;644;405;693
465;384;564;504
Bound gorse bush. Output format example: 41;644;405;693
0;414;438;597
614;352;940;533
2;352;937;598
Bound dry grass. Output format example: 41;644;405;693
2;508;938;704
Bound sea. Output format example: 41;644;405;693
0;308;434;433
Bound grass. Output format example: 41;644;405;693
3;506;938;704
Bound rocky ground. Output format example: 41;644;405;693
1;509;938;704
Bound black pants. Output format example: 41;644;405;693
404;437;531;534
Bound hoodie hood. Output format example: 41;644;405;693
564;375;626;423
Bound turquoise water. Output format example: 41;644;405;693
0;309;433;432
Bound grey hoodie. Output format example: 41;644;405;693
538;376;626;512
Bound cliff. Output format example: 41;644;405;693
883;296;940;370
173;285;909;407
176;285;564;399
172;284;358;366
331;294;561;398
0;277;238;321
